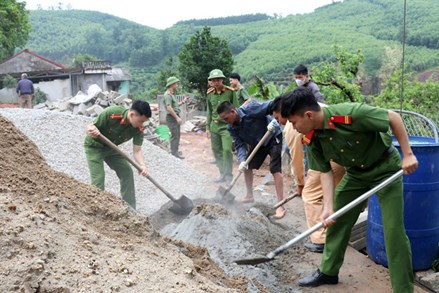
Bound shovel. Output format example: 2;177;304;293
217;128;275;203
234;169;404;265
97;134;194;215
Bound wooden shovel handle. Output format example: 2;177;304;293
97;134;177;201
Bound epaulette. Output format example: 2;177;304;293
302;130;315;145
207;87;215;94
110;113;123;119
225;86;235;91
327;115;352;129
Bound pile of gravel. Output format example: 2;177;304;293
0;108;208;215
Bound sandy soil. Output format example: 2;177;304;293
0;115;246;292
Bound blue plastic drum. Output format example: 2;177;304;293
367;136;439;270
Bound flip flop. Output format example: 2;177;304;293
273;208;286;219
240;197;255;203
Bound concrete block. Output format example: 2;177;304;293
58;100;71;112
72;105;79;115
97;92;107;100
98;99;109;107
45;100;58;110
86;104;104;116
77;103;87;115
113;94;126;104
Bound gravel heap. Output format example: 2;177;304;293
0;108;208;215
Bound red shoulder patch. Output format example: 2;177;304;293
302;130;315;145
110;113;123;119
330;115;352;124
225;86;235;91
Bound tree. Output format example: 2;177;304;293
312;45;364;104
178;26;233;108
0;0;31;60
72;53;98;67
372;69;439;125
156;57;179;91
247;76;281;101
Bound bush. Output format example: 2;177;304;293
33;89;48;105
2;74;17;89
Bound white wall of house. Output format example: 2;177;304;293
0;88;17;103
36;79;71;102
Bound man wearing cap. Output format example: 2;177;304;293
206;69;239;183
164;76;189;159
84;100;152;209
229;73;252;106
16;73;34;109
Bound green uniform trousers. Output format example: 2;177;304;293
85;146;136;209
166;114;181;156
210;123;233;181
321;150;413;293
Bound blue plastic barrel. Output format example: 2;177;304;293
367;136;439;270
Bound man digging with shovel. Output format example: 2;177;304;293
217;100;286;219
84;100;151;210
281;87;418;293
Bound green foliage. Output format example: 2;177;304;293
176;13;273;27
72;53;98;67
13;0;439;98
156;57;179;91
178;27;233;109
0;0;31;60
33;88;48;105
372;70;439;120
2;74;17;88
247;76;280;101
312;45;364;103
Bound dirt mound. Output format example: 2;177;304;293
160;202;312;292
0;115;244;292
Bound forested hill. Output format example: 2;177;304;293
26;0;439;84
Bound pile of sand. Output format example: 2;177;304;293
0;114;245;292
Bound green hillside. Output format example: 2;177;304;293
24;0;439;92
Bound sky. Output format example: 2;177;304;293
20;0;336;29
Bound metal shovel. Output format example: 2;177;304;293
217;129;275;203
98;134;194;215
234;170;404;265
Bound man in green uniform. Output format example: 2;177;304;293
206;69;239;183
229;73;252;106
164;76;189;159
84;100;152;209
281;87;418;293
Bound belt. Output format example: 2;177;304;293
351;145;395;172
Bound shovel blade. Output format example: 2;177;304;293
234;256;274;265
168;195;194;215
216;186;235;203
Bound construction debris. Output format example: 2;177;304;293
34;84;132;117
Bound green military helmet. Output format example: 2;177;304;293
166;76;180;88
208;69;226;80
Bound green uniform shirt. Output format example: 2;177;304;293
164;91;180;115
84;105;144;148
307;103;392;172
206;86;239;131
236;87;251;106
